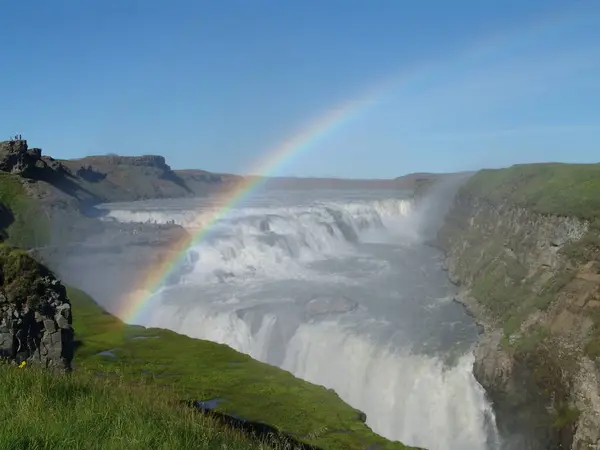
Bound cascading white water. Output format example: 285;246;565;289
96;192;502;450
101;198;417;281
281;322;501;450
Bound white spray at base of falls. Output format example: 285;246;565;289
100;192;502;450
282;321;501;450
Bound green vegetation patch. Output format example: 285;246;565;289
460;163;600;266
584;308;600;361
463;234;544;335
513;335;580;434
0;362;277;450
65;287;414;450
0;173;49;248
461;163;600;219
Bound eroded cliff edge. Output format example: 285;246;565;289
436;164;600;450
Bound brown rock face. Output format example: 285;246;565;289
0;140;39;177
0;246;74;371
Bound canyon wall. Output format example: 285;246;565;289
436;164;600;450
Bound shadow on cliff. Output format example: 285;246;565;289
183;400;323;450
0;203;15;240
160;170;193;194
27;160;103;210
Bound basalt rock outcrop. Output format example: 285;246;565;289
437;166;600;450
0;245;73;371
0;139;73;181
0;139;42;177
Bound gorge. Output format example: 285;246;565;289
436;165;600;450
54;179;502;450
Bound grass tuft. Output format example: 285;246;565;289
0;361;278;450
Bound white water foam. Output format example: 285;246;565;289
100;198;413;231
105;199;416;282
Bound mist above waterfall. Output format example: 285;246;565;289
57;185;503;450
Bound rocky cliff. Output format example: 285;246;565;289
0;139;241;249
437;164;600;450
59;153;241;204
0;138;241;211
0;245;73;371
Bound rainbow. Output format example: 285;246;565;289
116;9;579;324
117;73;416;324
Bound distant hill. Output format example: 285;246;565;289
259;176;400;190
58;154;242;204
247;172;457;191
0;139;242;210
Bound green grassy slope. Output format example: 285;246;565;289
0;173;49;248
462;163;600;219
0;362;275;450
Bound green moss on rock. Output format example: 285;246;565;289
0;244;73;370
0;244;61;308
0;173;49;248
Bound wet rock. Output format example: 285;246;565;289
0;140;71;181
305;296;358;317
214;269;235;283
357;410;367;423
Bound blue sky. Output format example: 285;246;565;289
1;0;599;178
